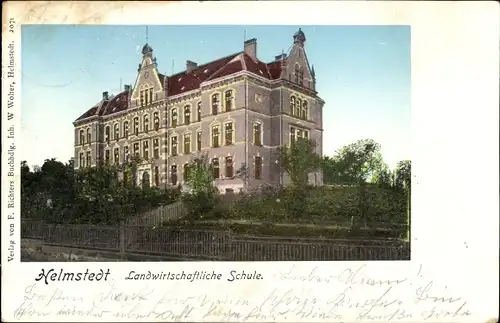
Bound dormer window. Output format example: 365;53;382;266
224;90;234;112
211;93;220;115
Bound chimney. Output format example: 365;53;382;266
244;38;257;60
275;53;287;61
124;84;132;93
102;91;109;100
186;60;198;73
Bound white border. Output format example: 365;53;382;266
1;1;499;322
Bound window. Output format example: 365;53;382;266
224;90;234;112
183;163;190;182
114;123;119;140
253;122;262;146
183;133;191;154
140;91;144;107
105;126;110;142
290;96;296;115
105;149;110;164
143;115;149;132
294;64;303;86
143;140;149;160
86;151;91;166
171;108;178;128
79;130;85;144
290;127;296;144
86;128;91;143
154;166;159;187
225;188;234;195
171;136;178;156
302;101;308;120
197;131;202;151
212;158;220;179
133;143;140;158
153;139;159;159
184;105;191;125
211;93;220;115
149;88;153;103
114;148;119;164
225;156;234;178
153;112;160;131
79;152;84;167
224;122;234;146
296;98;302;116
212;124;220;148
133;117;139;135
197;102;202;122
170;165;177;185
124;145;129;162
142;171;150;188
255;156;262;179
123;121;129;138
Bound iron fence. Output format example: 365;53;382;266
21;220;410;261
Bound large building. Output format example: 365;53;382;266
73;28;324;193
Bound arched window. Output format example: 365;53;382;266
123;121;129;137
224;122;234;146
143;114;149;132
114;123;119;140
296;98;302;116
142;171;150;188
225;156;234;178
224;90;234;112
212;158;220;179
294;64;303;86
153;112;160;131
170;165;177;185
171;108;178;128
86;128;91;143
154;166;159;187
79;129;85;144
302;101;308;120
104;125;111;142
143;140;149;160
253;122;262;146
290;96;296;116
197;102;202;122
184;105;191;125
211;93;220;115
133;117;139;135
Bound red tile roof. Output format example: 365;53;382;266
76;51;284;122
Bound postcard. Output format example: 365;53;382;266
1;1;499;322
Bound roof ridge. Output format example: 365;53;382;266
168;51;242;78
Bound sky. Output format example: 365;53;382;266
21;25;410;169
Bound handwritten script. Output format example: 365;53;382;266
11;264;470;322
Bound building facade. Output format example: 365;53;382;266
73;28;324;193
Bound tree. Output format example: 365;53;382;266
181;153;219;220
277;138;321;186
322;139;385;185
394;160;411;191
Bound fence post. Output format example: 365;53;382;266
119;220;125;260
